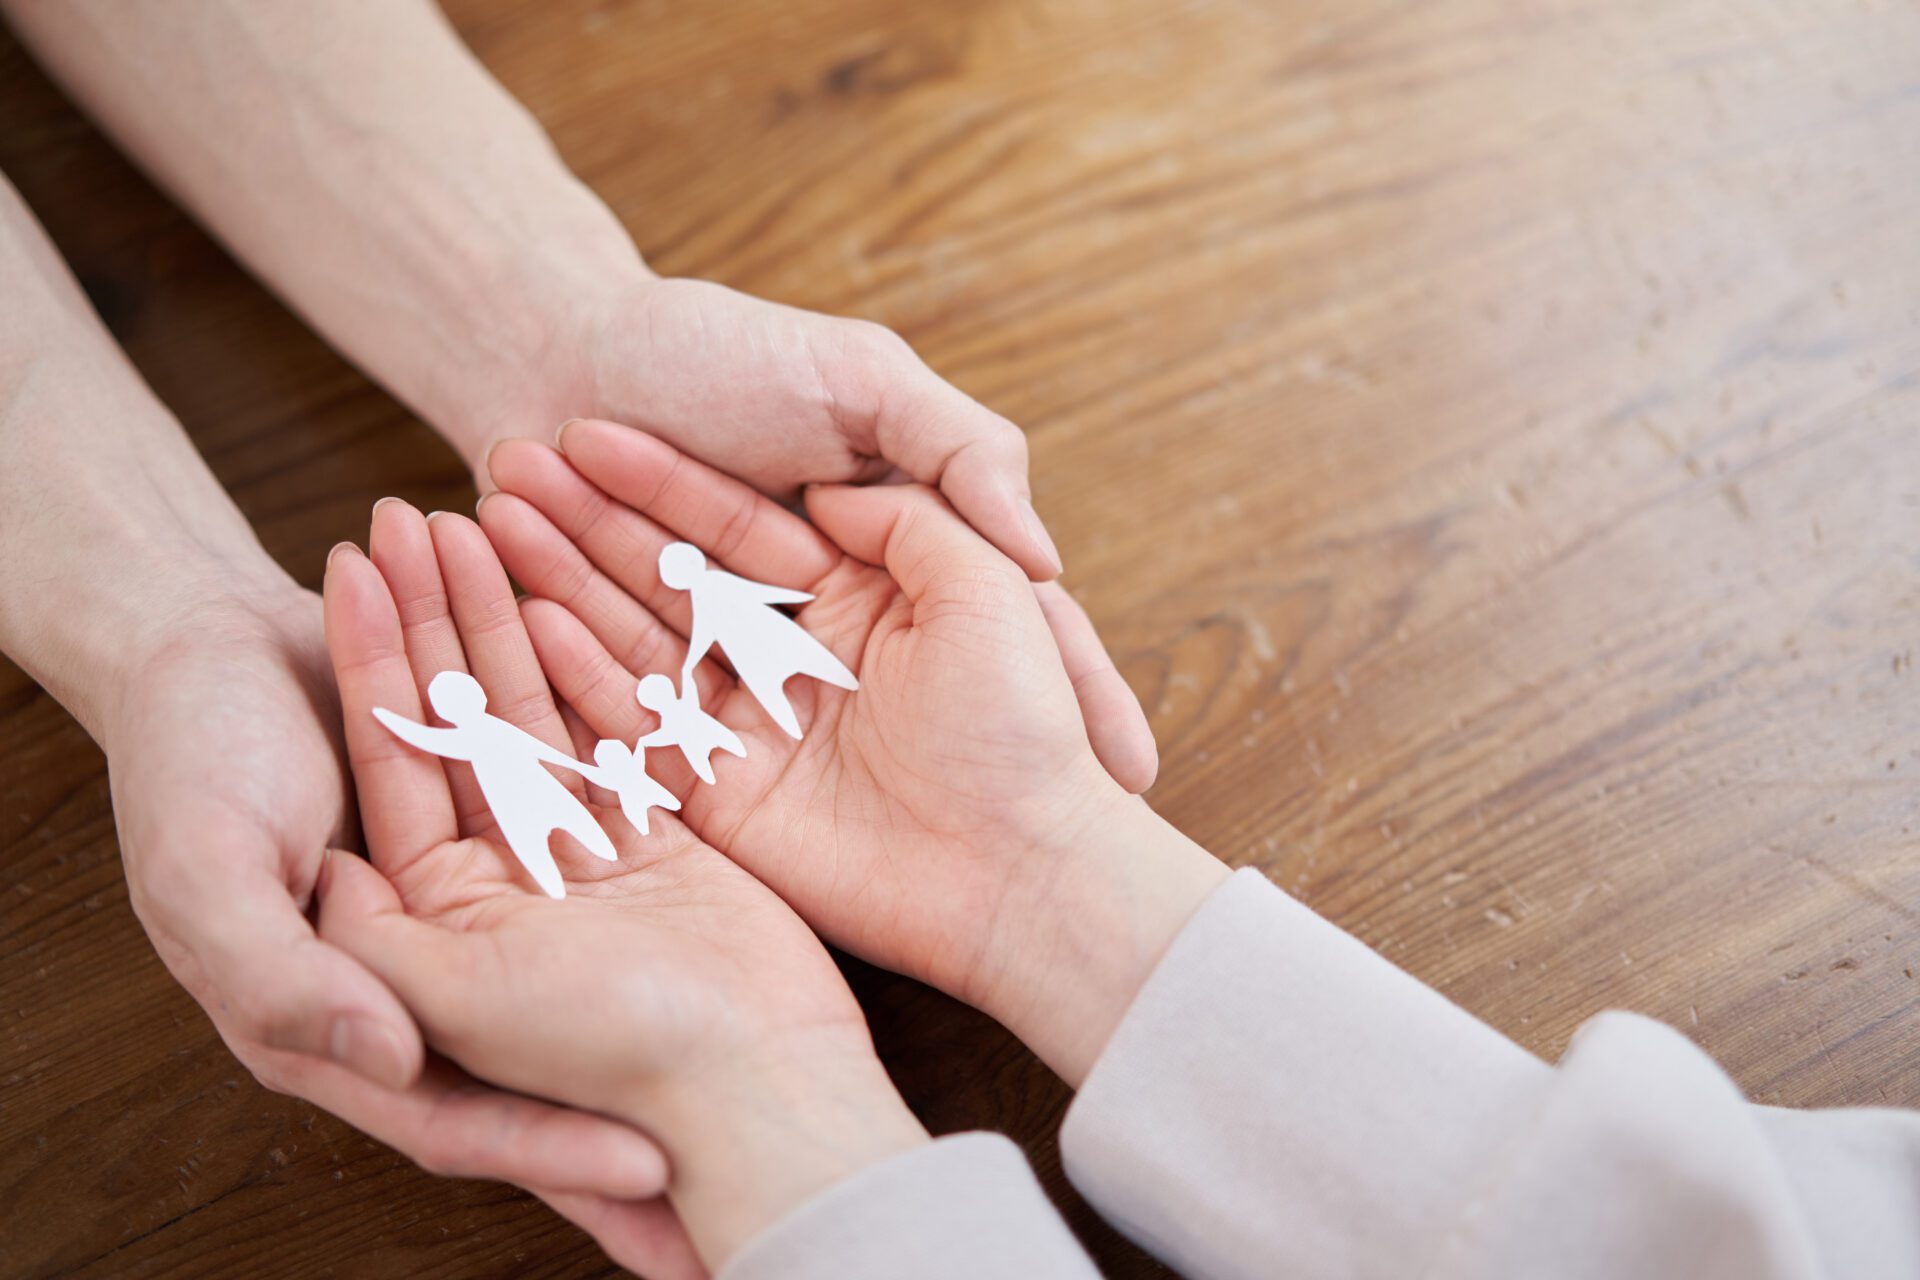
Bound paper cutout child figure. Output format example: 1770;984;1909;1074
372;670;614;899
659;541;857;739
634;672;745;785
586;738;681;837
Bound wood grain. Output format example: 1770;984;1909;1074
4;0;1919;1275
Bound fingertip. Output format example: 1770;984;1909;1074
1104;721;1161;794
1016;498;1065;579
488;437;564;495
329;1009;422;1093
605;1128;672;1200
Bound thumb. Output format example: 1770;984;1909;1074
141;844;425;1093
315;850;485;1042
805;482;1035;608
829;323;1063;581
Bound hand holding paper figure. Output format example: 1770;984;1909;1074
320;504;921;1271
368;517;857;893
484;423;1171;1045
372;670;616;899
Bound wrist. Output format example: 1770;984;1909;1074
976;787;1230;1088
624;1033;928;1269
392;195;654;473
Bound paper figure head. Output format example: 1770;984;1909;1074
659;541;706;589
636;672;676;713
592;738;627;770
427;670;488;724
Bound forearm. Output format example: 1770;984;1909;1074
3;0;648;467
0;175;292;737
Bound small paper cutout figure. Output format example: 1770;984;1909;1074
373;670;614;899
586;738;682;837
635;672;745;785
659;542;857;739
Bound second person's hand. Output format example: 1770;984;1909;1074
484;424;1227;1085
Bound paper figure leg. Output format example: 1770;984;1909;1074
741;672;803;739
496;817;568;899
554;807;618;863
617;792;653;837
682;742;719;785
793;644;859;691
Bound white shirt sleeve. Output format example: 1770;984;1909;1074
1060;868;1920;1280
719;1132;1102;1280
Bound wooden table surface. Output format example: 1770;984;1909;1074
4;1;1918;1275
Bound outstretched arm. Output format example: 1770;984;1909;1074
369;708;476;763
743;580;817;608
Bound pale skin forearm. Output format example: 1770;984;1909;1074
2;0;648;467
0;175;295;737
977;792;1233;1089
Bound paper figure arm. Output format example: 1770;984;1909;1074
511;724;601;780
372;707;476;761
715;568;816;608
682;607;718;683
747;582;816;606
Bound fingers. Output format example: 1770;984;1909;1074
323;541;461;864
315;848;489;1037
260;1045;670;1200
429;510;576;767
365;498;489;829
554;418;840;588
1034;582;1159;793
479;488;729;690
824;326;1062;581
486;441;700;639
312;852;672;1197
804;482;1031;605
521;598;718;797
536;1192;708;1280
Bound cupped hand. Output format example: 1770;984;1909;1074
317;498;920;1271
483;424;1225;1083
490;277;1158;788
504;276;1058;577
101;571;671;1207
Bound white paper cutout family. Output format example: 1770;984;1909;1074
374;543;856;897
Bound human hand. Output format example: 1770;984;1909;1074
101;571;673;1208
316;499;925;1270
483;424;1228;1085
481;277;1159;790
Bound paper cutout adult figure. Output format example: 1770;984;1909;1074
659;541;857;739
587;738;682;837
634;673;746;785
372;670;614;899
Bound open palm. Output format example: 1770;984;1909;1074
484;422;1145;1014
320;498;874;1279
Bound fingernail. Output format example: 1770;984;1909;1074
327;541;360;567
1021;500;1064;576
555;418;584;449
372;495;404;517
474;491;496;516
330;1014;412;1091
424;510;448;522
